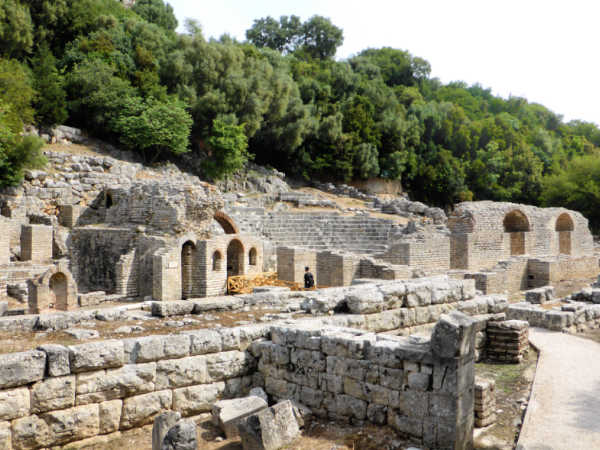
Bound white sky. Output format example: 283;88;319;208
167;0;599;125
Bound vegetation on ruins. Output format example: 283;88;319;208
1;0;600;227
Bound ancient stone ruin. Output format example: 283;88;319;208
0;141;598;449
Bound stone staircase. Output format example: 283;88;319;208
227;208;399;255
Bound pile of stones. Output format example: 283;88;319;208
487;320;529;363
474;377;496;428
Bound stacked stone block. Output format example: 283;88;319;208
0;222;9;266
474;377;496;428
524;286;554;304
277;247;317;286
257;312;476;449
486;320;529;363
20;225;53;263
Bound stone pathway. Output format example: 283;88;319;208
517;328;600;449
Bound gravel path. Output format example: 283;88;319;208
517;328;600;450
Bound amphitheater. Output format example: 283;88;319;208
0;129;599;450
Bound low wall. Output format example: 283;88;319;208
256;313;476;449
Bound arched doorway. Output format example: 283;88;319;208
556;213;574;255
212;250;222;271
181;241;196;299
504;210;530;255
227;239;244;277
49;272;67;310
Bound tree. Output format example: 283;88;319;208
299;15;343;59
112;96;192;162
0;58;35;128
31;45;68;127
202;117;251;179
132;0;178;32
0;0;33;58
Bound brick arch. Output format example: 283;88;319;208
556;213;574;231
214;211;239;235
29;263;77;314
503;210;530;232
181;240;197;299
227;239;244;277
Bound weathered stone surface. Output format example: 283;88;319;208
120;390;173;429
212;396;268;438
0;350;46;389
124;335;165;363
345;287;385;314
76;363;156;404
38;344;70;377
11;414;51;450
0;387;30;420
431;311;476;359
69;340;124;372
0;301;7;317
153;411;181;450
186;329;222;355
172;382;225;416
161;420;198;450
206;351;254;382
99;399;122;434
525;286;554;305
156;356;208;390
0;421;10;450
237;400;300;450
42;404;100;446
65;328;100;340
249;387;268;403
163;335;191;359
152;301;195;318
31;375;76;413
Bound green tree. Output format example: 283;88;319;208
31;45;68;127
0;0;33;58
132;0;178;32
245;15;302;54
0;58;35;128
202;117;251;179
299;15;343;59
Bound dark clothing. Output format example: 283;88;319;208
304;272;315;289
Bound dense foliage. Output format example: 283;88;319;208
1;0;600;228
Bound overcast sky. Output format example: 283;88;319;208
167;0;599;125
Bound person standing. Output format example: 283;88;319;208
304;266;315;289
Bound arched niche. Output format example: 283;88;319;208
49;272;68;310
503;210;530;255
181;240;196;299
248;247;257;266
227;239;244;277
556;213;574;255
212;250;222;271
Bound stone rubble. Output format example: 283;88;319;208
237;400;300;450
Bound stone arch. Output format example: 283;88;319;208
227;239;244;277
504;210;530;256
214;211;239;235
181;240;196;299
28;263;77;314
49;272;68;310
556;213;574;255
248;247;257;266
212;250;222;271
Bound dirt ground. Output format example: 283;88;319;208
66;416;418;450
474;348;538;449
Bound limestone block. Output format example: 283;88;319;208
152;411;181;450
192;296;244;313
160;420;197;450
237;400;300;450
345;286;385;314
525;286;554;304
69;340;124;373
431;311;476;359
186;329;222;355
11;415;51;450
0;421;10;450
31;375;76;413
206;351;254;382
0;350;46;389
120;390;173;429
335;394;367;420
151;301;195;318
225;376;253;398
42;404;100;446
545;311;572;331
220;328;241;351
38;344;70;377
156;356;208;390
172;382;226;416
211;396;268;438
124;335;165;363
99;399;122;434
0;387;30;420
249;387;268;403
162;335;191;359
76;363;156;404
0;302;7;317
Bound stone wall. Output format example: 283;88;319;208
257;313;476;449
379;234;450;274
0;325;268;450
448;201;594;271
316;251;360;287
277;247;317;286
20;225;52;264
